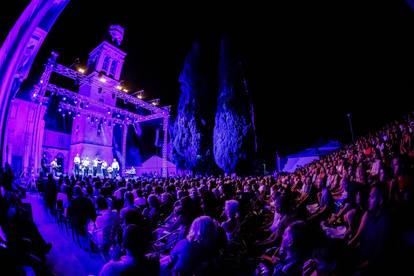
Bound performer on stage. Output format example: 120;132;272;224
74;153;81;176
40;153;48;176
102;160;108;178
107;166;113;177
111;158;120;178
50;158;58;176
82;156;90;177
93;156;99;176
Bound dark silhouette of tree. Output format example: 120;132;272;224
213;36;257;174
172;41;214;172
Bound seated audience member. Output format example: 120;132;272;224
307;178;334;223
68;185;96;240
120;192;138;221
257;220;308;276
90;197;119;253
99;224;159;275
162;216;221;275
257;194;296;248
303;241;345;276
134;189;147;209
221;199;240;242
143;194;160;227
348;183;391;274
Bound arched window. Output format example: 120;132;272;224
102;56;110;72
110;60;118;76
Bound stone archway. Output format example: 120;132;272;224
0;0;70;165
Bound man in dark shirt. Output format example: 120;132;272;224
67;185;96;243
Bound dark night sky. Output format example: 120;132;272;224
2;1;414;167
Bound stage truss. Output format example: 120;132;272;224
32;52;170;177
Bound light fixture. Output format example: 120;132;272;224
116;85;123;90
136;90;144;99
77;67;86;74
99;77;107;83
122;88;129;93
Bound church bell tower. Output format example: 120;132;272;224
69;25;127;172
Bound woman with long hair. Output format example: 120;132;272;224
162;216;221;275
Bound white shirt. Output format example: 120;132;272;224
82;159;90;167
74;156;80;164
112;161;119;169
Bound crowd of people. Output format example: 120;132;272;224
2;112;414;275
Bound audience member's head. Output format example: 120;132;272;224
123;224;148;257
187;216;218;248
280;220;307;256
224;200;239;219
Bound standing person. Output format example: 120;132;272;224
50;158;58;177
40;153;48;177
82;157;90;177
74;153;81;177
111;158;120;178
102;160;108;178
93;156;99;177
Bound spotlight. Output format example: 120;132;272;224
98;72;106;83
68;111;72;115
116;85;123;90
123;88;129;93
136;90;144;99
77;112;81;117
107;109;111;115
63;97;67;101
77;67;86;74
58;108;62;112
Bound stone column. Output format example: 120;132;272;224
121;125;127;175
162;116;169;177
